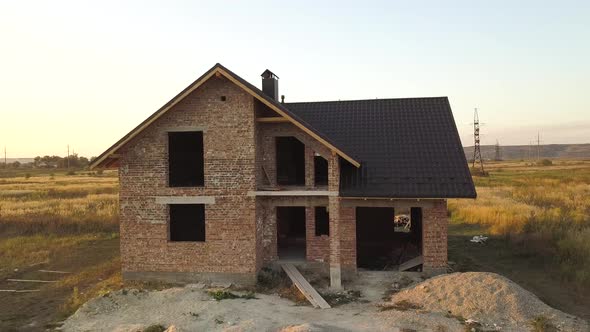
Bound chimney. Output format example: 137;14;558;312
261;69;279;101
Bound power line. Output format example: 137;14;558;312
472;108;485;173
494;139;501;161
536;132;542;161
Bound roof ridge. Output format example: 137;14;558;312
285;96;449;105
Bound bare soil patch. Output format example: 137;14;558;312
61;272;588;332
0;237;119;331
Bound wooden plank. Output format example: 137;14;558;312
256;117;290;123
38;270;71;274
261;165;272;185
6;279;58;283
0;289;41;293
398;255;423;272
282;264;321;308
281;263;331;309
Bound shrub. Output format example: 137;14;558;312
530;315;557;332
143;325;166;332
379;300;422;311
208;290;257;301
537;159;553;166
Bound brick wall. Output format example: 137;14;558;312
115;73;449;282
422;199;448;272
118;75;258;279
256;122;332;189
305;207;330;263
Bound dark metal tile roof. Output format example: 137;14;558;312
285;97;477;198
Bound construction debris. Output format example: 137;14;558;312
39;269;71;274
6;279;58;283
470;235;488;244
281;264;330;309
398;256;423;272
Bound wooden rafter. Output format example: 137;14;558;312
256;117;289;123
90;64;360;169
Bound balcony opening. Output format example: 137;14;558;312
314;154;328;186
276;136;305;186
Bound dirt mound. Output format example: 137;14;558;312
387;272;587;331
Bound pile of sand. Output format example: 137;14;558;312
387;272;587;331
59;272;588;332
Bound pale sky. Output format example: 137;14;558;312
1;0;589;158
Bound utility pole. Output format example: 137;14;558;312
472;108;485;173
3;146;6;167
67;144;70;169
494;140;501;161
536;132;542;161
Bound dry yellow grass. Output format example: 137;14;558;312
0;170;121;329
0;173;118;235
449;161;590;287
55;257;123;318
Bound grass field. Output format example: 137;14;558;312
1;161;589;329
0;169;121;331
448;159;590;319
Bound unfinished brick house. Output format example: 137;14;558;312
91;63;476;288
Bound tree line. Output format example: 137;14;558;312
1;154;96;169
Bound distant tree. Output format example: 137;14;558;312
12;161;21;168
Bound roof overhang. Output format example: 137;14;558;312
90;64;360;169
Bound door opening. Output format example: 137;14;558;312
277;207;306;260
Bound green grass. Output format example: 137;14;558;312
0;169;121;330
450;161;590;288
208;290;257;301
0;233;117;279
448;223;590;319
449;160;590;319
530;315;557;332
